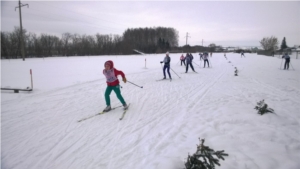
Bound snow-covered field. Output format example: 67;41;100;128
1;53;300;169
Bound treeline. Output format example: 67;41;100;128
123;27;178;54
1;27;179;59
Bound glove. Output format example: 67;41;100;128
122;77;127;83
160;61;163;63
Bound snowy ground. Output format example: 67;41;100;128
1;53;300;169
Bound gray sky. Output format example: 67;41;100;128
1;0;300;47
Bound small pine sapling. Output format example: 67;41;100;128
185;138;229;169
254;99;274;115
234;67;238;76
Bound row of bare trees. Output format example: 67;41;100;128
1;27;179;59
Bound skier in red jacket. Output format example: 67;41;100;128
103;60;128;112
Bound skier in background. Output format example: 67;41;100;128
103;60;128;112
199;53;203;60
241;51;245;57
180;54;186;66
282;52;290;70
160;52;172;79
185;53;196;73
203;52;210;68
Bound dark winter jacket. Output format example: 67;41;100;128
162;56;171;66
185;54;193;64
282;54;290;60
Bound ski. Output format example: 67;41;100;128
119;103;130;120
78;105;122;122
156;78;167;81
181;71;198;74
156;78;172;81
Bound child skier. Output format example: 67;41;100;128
282;52;290;70
180;54;186;66
160;52;172;79
103;60;128;112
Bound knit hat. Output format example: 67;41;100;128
104;60;114;68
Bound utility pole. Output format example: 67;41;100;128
15;0;29;61
202;39;204;46
185;32;191;46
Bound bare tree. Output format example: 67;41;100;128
61;33;72;56
260;36;278;51
2;26;179;58
1;32;10;58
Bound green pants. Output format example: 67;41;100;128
105;85;126;106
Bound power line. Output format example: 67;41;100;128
37;2;131;29
22;10;123;34
4;1;131;35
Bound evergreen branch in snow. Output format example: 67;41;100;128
184;138;228;169
254;99;274;115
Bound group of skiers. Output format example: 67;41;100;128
181;52;210;70
101;52;292;112
180;53;196;73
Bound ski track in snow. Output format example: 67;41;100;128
2;53;300;169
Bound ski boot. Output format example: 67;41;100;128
103;105;111;112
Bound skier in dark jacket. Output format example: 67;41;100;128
241;51;245;58
160;52;172;79
185;53;196;73
282;52;290;70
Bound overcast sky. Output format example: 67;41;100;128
1;1;299;47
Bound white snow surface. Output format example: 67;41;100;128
1;53;300;169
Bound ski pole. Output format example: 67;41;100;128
193;61;200;67
280;59;283;69
199;59;202;68
290;62;295;70
208;57;212;68
127;81;143;88
170;68;181;78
